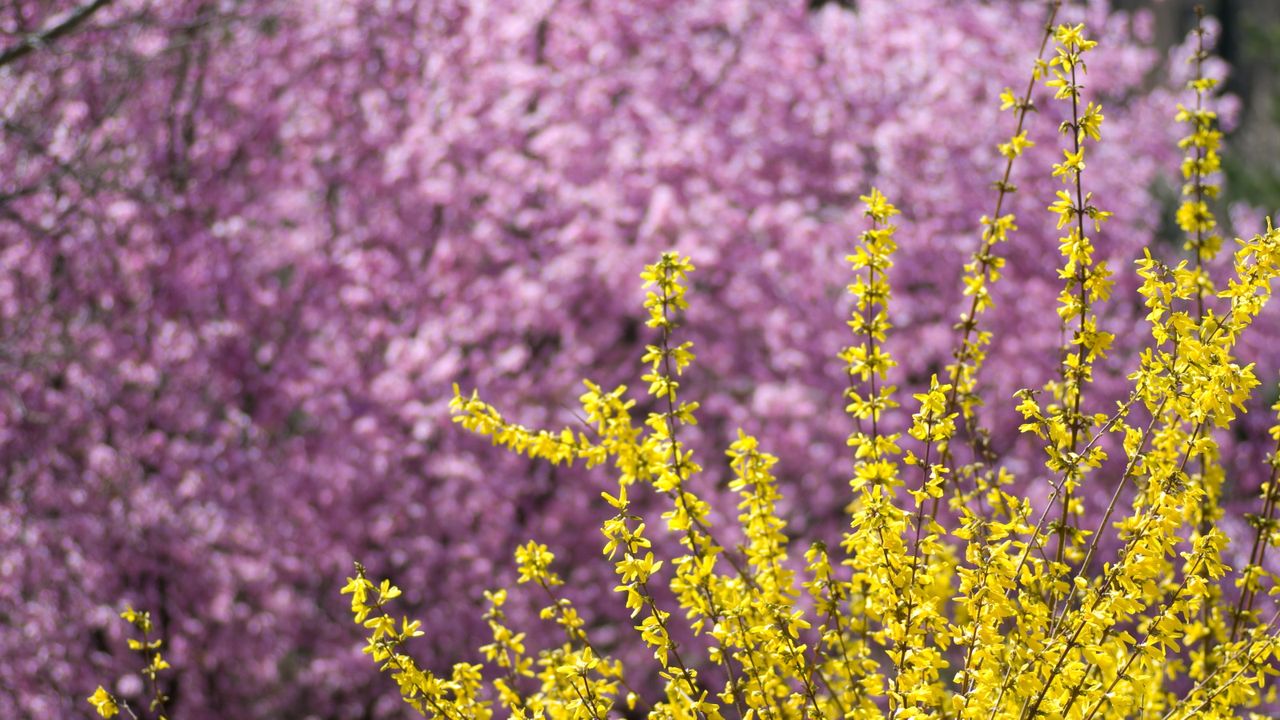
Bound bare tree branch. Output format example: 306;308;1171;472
0;0;114;70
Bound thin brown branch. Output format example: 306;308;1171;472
0;0;114;69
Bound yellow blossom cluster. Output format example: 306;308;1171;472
421;194;1280;719
353;18;1280;720
340;563;491;719
1039;23;1116;578
1172;10;1231;677
87;607;172;720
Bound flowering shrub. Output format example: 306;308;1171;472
88;609;171;719
6;1;1273;718
299;18;1280;720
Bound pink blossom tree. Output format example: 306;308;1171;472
3;1;1266;717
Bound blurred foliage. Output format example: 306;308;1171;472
1223;16;1280;211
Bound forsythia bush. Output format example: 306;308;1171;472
90;12;1280;720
